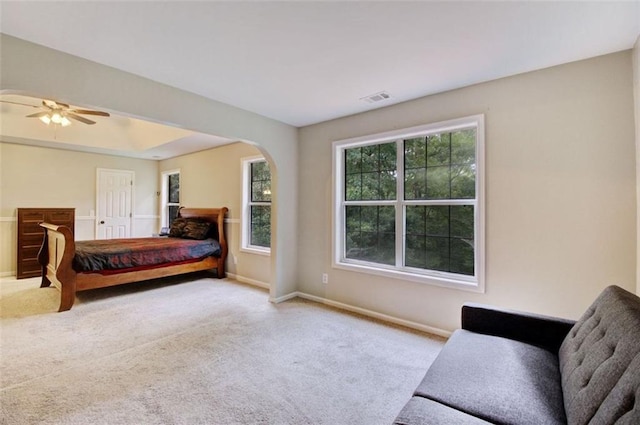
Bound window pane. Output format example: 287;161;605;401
252;181;272;202
451;164;475;199
404;137;426;169
168;205;180;224
404;168;426;200
345;148;362;174
405;205;474;276
450;205;474;239
361;172;380;200
344;143;396;201
251;161;271;202
406;205;426;235
405;234;427;269
450;238;474;275
427;133;450;166
379;142;397;170
425;206;449;237
405;129;476;201
345;174;362;201
250;205;271;247
361;145;379;172
426;166;450;199
345;206;395;265
380;172;396;200
252;161;270;181
451;129;476;165
425;237;450;272
168;174;180;203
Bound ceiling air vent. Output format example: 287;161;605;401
360;91;392;104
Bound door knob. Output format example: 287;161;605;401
99;220;105;224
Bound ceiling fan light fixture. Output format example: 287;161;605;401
50;111;63;124
60;116;71;127
39;115;51;125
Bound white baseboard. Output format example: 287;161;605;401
269;291;299;303
226;272;270;290
293;291;452;338
0;271;16;278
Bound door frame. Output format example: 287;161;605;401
95;168;135;239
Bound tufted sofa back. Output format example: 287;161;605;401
559;285;640;425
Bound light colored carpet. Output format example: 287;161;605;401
0;273;444;425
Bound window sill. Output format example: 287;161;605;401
333;261;484;293
240;246;271;257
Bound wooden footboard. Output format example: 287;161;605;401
38;207;228;312
38;223;77;311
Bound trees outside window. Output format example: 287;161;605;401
334;115;484;291
161;169;180;228
242;157;271;254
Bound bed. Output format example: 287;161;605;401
37;207;228;312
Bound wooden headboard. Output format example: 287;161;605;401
177;207;228;264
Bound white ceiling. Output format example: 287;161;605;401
1;1;639;158
0;94;235;160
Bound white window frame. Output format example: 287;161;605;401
241;156;271;256
160;168;180;228
332;114;485;292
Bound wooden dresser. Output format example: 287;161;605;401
16;208;75;279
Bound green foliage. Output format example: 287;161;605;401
250;205;271;247
405;206;474;275
251;161;271;202
345;206;395;265
250;161;271;247
342;128;476;276
168;205;180;224
168;173;180;203
345;142;396;201
404;129;475;200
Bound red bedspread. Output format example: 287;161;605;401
72;237;221;273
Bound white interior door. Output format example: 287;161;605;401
96;168;134;239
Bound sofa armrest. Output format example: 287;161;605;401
461;303;576;353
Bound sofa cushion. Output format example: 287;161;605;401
413;329;566;425
559;285;640;425
393;396;493;425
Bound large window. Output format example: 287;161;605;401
333;115;484;291
242;157;271;254
161;169;180;228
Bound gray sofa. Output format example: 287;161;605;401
393;285;640;425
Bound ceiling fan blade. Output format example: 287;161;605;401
26;111;49;118
43;99;69;109
67;112;96;125
72;109;110;117
0;100;40;108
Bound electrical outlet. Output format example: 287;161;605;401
322;273;328;284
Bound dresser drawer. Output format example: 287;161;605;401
47;211;74;223
17;208;75;279
20;245;42;261
19;211;46;221
20;221;47;235
20;234;45;246
18;259;42;278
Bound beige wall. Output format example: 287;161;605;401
1;34;298;300
634;36;640;295
0;142;159;275
298;51;637;332
159;142;271;286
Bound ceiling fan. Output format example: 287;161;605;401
0;99;110;126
